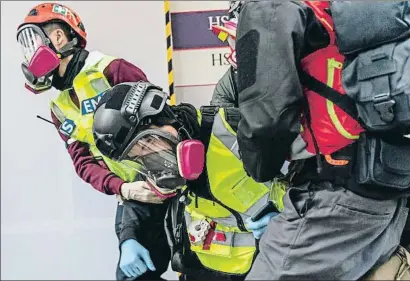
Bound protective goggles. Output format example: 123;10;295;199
121;128;205;198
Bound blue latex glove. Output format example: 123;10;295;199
120;239;156;278
245;212;279;239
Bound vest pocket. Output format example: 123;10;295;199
229;176;268;212
357;133;410;190
185;211;256;275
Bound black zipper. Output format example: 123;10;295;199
210;194;247;232
187;167;248;232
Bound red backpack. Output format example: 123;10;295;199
294;1;364;165
291;1;410;191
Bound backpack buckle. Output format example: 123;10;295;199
373;93;395;123
200;106;219;117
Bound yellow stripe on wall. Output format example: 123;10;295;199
164;0;175;105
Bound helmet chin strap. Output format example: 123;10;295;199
56;37;80;59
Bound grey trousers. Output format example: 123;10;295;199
246;182;409;280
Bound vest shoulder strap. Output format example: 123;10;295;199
192;105;239;189
50;53;116;120
81;51;117;74
94;55;117;73
299;71;358;122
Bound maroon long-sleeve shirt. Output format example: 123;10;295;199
51;58;148;195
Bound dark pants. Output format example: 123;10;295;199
401;205;410;250
246;182;408;280
115;203;124;239
115;203;170;281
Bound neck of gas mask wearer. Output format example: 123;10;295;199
52;48;89;91
58;54;73;77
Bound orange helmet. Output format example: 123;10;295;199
18;2;87;48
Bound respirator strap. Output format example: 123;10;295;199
57;38;79;59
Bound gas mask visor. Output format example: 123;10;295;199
17;24;60;94
121;129;185;199
120;128;205;199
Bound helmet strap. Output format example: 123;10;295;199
56;38;80;59
39;24;80;60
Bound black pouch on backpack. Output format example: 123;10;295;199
356;133;410;190
330;1;410;135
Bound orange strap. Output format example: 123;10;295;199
324;154;349;166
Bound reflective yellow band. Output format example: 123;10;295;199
185;210;256;274
192;244;255;274
326;58;359;140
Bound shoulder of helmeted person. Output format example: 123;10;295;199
210;67;237;107
103;58;149;86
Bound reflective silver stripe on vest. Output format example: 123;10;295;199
52;103;66;124
184;211;255;247
212;111;271;219
184;211;238;229
212;112;240;159
86;70;111;94
214;231;255;247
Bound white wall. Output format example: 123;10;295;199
1;1;174;280
170;1;231;107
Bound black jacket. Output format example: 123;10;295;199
235;1;329;182
117;200;170;280
211;66;238;107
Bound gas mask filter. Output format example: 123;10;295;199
121;129;205;199
17;24;61;94
177;139;205;180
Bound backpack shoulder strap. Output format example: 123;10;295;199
186;106;219;203
199;106;220;150
224;107;241;132
299;71;359;122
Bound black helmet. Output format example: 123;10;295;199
92;81;168;161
